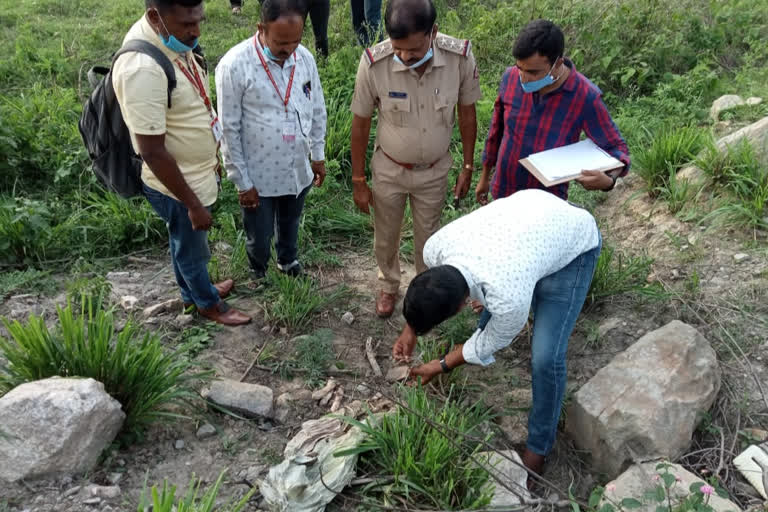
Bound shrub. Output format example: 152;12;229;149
338;385;494;510
0;299;209;435
137;470;256;512
589;244;656;302
633;126;707;196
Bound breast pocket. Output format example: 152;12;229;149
379;96;411;127
435;94;456;127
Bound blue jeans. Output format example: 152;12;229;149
351;0;381;46
143;184;220;309
478;233;602;456
241;185;311;277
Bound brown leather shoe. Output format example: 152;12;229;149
184;280;236;309
198;301;251;326
521;448;545;490
376;291;397;318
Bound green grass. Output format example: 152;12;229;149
0;268;57;297
294;328;336;388
633;126;708;196
338;385;495;509
0;298;209;435
588;243;657;302
262;270;349;332
138;470;256;512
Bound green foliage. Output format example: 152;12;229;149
589;244;656;302
0;268;57;297
208;213;251;284
137;470;256;512
294;328;336;388
0;298;209;435
263;270;349;331
633;126;707;196
66;275;112;309
435;308;478;348
337;385;494;509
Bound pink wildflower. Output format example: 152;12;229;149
700;485;715;496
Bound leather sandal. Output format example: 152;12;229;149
376;291;397;318
184;279;235;309
198;301;251;326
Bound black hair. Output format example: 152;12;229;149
403;265;468;336
512;19;564;65
260;0;309;23
145;0;203;10
384;0;436;40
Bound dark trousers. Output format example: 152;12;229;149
351;0;382;46
241;185;311;277
233;0;329;57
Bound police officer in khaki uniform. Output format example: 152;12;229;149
350;0;481;318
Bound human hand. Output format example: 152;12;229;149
407;360;442;386
188;204;213;231
577;170;614;190
392;328;418;363
475;174;490;205
454;168;472;201
352;181;374;215
238;187;260;209
311;160;326;187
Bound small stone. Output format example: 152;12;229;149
734;253;749;262
671;269;680;279
746;97;763;106
83;498;101;506
597;317;622;338
341;311;355;325
196;423;216;440
63;486;81;498
355;384;371;396
107;473;123;485
88;485;121;499
174;439;185;450
386;366;410;382
280;327;288;336
119;295;138;310
142;298;183;318
174;314;194;327
261;325;271;333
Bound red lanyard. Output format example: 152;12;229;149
254;35;296;112
175;57;213;116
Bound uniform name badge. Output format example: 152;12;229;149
282;114;296;143
211;116;224;143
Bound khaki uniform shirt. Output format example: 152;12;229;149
112;15;218;206
350;33;482;165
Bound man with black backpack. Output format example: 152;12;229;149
111;0;251;326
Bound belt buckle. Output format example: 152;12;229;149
411;163;430;171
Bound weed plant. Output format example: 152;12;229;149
0;298;209;435
294;328;336;388
588;244;655;302
263;270;349;331
137;470;256;512
338;385;494;509
633;126;707;196
0;268;57;297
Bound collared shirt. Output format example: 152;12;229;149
482;61;630;200
350;33;482;164
112;15;219;206
422;189;600;366
215;33;326;197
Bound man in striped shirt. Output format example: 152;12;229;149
477;19;630;203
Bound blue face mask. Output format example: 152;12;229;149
262;45;282;62
519;59;561;93
393;34;434;69
155;10;198;53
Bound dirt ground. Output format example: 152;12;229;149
2;175;768;511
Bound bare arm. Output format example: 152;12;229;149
350;114;374;214
454;103;478;201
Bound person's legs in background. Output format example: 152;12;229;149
230;0;243;14
307;0;330;57
241;197;276;280
363;0;382;43
274;185;311;276
350;0;367;46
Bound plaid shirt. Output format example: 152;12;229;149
482;61;630;200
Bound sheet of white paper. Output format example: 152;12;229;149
526;139;621;181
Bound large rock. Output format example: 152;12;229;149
710;94;744;120
566;321;720;478
0;378;125;482
604;462;740;512
716;117;768;167
203;379;274;418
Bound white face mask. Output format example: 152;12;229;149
394;33;434;69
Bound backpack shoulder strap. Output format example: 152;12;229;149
113;39;177;108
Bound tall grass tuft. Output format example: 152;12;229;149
337;385;494;510
634;126;708;196
263;270;349;331
0;298;209;434
588;244;656;302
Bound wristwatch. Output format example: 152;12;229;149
439;355;452;373
603;172;618;191
462;163;473;172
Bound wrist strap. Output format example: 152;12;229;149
439;356;452;373
351;176;367;183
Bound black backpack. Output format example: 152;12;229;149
78;40;176;198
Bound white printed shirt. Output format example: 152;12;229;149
215;34;327;197
422;189;600;366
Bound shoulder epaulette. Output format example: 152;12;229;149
435;33;471;57
364;39;394;65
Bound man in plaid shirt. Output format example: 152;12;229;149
477;19;630;203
